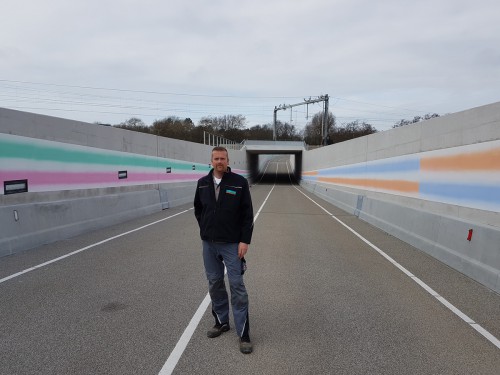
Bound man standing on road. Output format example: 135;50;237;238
194;146;254;354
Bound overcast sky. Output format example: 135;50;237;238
1;0;499;131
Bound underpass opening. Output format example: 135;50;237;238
247;151;302;185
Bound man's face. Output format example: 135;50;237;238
211;150;229;174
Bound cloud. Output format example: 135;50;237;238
1;0;499;129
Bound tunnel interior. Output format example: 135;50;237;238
247;151;302;185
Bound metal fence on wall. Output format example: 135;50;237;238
203;131;242;150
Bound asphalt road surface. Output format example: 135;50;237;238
1;158;499;375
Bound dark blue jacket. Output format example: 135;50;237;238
194;168;254;244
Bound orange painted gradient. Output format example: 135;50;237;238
302;171;318;176
318;177;419;193
421;148;500;171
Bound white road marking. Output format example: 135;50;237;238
292;180;500;350
0;209;192;285
158;179;276;374
158;293;212;375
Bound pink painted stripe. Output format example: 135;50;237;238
0;171;203;186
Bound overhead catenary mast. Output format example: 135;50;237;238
273;94;329;144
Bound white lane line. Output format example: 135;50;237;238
254;183;276;223
159;181;276;375
254;159;272;186
293;185;500;350
0;209;193;285
158;293;212;375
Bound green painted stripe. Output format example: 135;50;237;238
0;137;210;171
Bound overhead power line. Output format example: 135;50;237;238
0;79;307;100
0;79;437;130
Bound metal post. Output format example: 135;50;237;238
323;94;329;145
321;102;325;146
273;107;277;141
273;94;329;145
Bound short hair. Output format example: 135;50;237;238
212;146;228;154
211;146;229;161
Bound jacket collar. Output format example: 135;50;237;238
209;166;231;179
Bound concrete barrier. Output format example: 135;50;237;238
2;104;500;294
0;188;161;257
301;101;500;293
0;108;247;256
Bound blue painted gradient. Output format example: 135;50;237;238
317;159;419;176
420;183;500;204
302;176;317;182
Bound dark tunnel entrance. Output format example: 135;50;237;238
247;151;302;185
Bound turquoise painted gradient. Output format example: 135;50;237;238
0;137;210;171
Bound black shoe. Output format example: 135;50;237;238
239;336;253;354
207;322;230;338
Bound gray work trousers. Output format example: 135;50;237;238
202;241;250;338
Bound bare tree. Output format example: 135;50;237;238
152;117;195;141
244;124;274;140
114;117;151;134
275;120;301;141
303;111;335;145
199;114;246;132
393;113;440;128
331;121;377;143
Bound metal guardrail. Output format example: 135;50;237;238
203;131;242;150
243;140;306;147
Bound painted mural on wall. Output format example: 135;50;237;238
303;140;500;213
0;133;247;195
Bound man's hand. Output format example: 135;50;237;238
238;242;249;259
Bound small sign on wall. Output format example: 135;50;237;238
4;179;28;195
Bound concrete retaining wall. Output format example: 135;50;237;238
3;103;500;293
301;101;500;293
0;108;247;256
